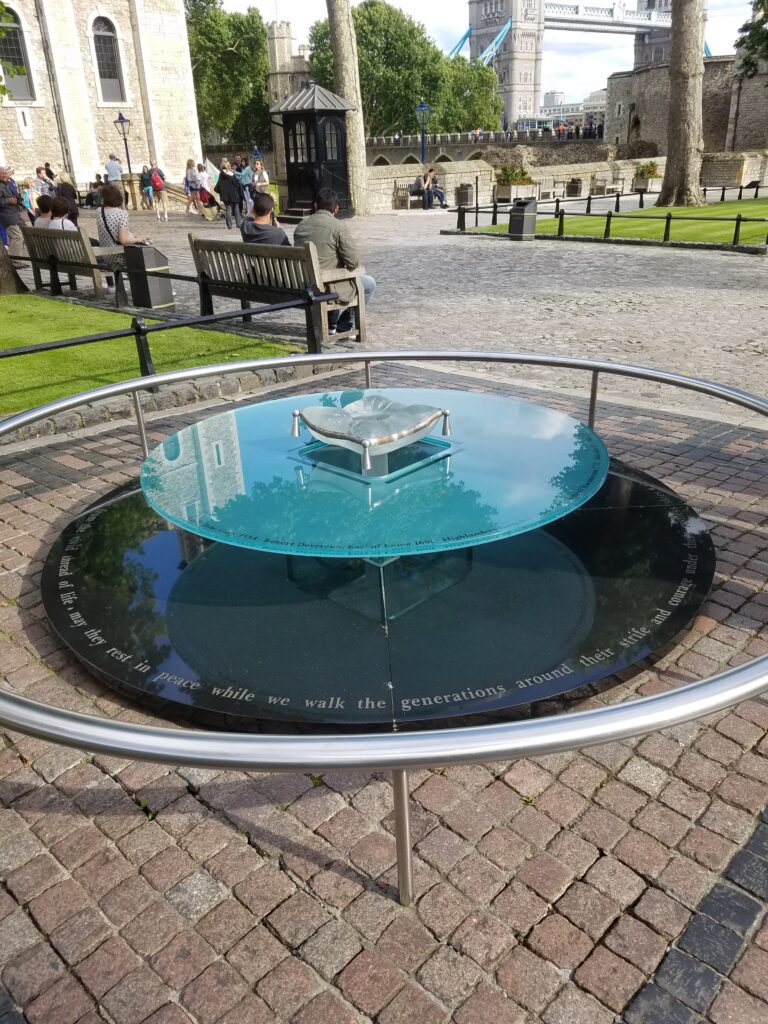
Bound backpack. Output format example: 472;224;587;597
151;170;163;191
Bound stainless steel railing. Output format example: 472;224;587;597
1;349;767;773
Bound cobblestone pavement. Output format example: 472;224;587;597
17;203;765;421
1;356;768;1024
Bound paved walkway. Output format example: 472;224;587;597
2;214;768;1023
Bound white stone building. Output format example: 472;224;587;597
0;0;201;185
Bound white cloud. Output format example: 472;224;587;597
222;0;753;101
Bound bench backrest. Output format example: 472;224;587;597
188;235;324;295
21;224;97;272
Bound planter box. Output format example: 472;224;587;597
496;183;536;202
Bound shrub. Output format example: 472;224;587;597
635;161;660;178
498;163;534;185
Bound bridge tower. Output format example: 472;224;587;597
468;0;544;128
634;0;673;66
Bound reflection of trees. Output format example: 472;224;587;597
75;494;171;667
213;471;498;551
543;425;607;517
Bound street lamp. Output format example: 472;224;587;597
113;112;132;175
415;101;430;164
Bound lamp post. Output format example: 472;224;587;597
113;112;132;175
415;101;430;164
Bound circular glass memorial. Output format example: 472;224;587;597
41;388;716;730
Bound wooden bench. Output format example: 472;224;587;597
188;235;367;353
394;185;422;211
21;224;123;300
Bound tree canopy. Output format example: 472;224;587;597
736;1;768;77
309;0;502;136
184;0;270;145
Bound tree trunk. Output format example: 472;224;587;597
326;0;368;214
0;244;28;295
657;0;705;206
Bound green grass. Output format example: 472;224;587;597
0;294;293;413
476;198;768;246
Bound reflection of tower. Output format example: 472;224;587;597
158;414;245;523
469;0;544;128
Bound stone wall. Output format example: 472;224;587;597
700;152;768;188
365;161;496;210
0;0;201;186
366;137;609;168
606;56;735;155
728;73;768;151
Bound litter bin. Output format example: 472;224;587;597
124;245;175;312
455;183;474;207
507;197;537;241
565;177;582;197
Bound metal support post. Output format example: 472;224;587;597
603;211;612;239
132;391;149;458
663;213;672;242
364;361;372;388
588;371;599;429
614;192;621;213
721;186;726;202
457;207;466;231
558;210;565;236
132;316;156;378
554;197;560;217
738;185;744;201
474;175;479;227
733;214;742;246
198;273;214;317
392;769;414;907
586;195;592;215
638;191;644;209
492;202;498;226
755;184;761;199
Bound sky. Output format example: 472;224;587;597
222;0;752;102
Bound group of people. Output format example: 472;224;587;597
0;161;84;257
181;154;271;227
412;168;448;210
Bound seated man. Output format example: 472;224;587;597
412;172;433;210
427;169;448;209
294;188;375;335
240;191;289;245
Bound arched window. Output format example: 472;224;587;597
0;8;35;101
93;17;125;102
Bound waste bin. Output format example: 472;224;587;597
565;178;582;197
507;197;537;241
455;183;474;207
124;245;175;311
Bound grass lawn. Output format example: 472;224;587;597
476;198;768;245
0;294;294;414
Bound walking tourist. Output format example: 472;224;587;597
0;165;24;260
96;184;151;285
252;159;270;194
184;159;205;216
150;162;168;221
105;154;123;183
294;187;375;336
215;160;242;229
139;166;154;209
240;191;288;245
20;178;36;223
236;159;254;216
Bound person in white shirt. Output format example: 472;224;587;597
105;154;123;182
44;196;77;230
252;159;270;193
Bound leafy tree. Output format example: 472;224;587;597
184;0;270;145
736;1;768;77
309;0;501;136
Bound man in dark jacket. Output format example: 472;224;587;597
214;160;242;229
293;188;375;334
240;191;289;245
0;166;24;260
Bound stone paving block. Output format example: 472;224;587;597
0;910;41;962
117;821;175;867
701;798;756;844
555;881;620;940
594;779;648;820
732;945;768;1002
659;855;716;909
27;879;91;933
698;881;764;936
678;913;744;974
150;930;217;989
413;774;463;814
50;825;109;871
450;910;516;970
476;827;532;872
257;955;324;1018
559;757;608;799
72;847;133;900
584;854;645;907
316;807;373;854
24;975;94;1024
300;918;362;981
309;861;366;909
448;852;507;903
337;948;406;1017
655;947;723;1013
180;961;249;1024
143;1007;195;1024
416;826;472;874
141;847;196;892
441;800;496;843
1;942;65;1005
625;982;698;1024
5;853;65;903
618;756;670;796
166;869;226;922
417;882;472;940
454;984;525;1024
491;880;548;936
226;924;287;984
292;990;359;1024
266;890;331;948
98;874;156;929
376;911;436;972
541;982;614;1024
575;807;628;850
546;830;599;876
194;897;254;954
99;965;172;1024
726;848;768;899
575;944;645;1011
477;780;525;821
121;899;186;957
709;980;768;1024
49;906;112;965
613;827;671;878
377;983;449;1024
527;913;594;970
417;946;481;1008
516;852;574;902
233;864;295;919
536;780;588;826
74;935;141;1000
343;889;401;941
604;914;668;975
634;887;692;939
348;830;397;877
634;801;691;847
205;840;263;887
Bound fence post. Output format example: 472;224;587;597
755;184;761;199
733;214;742;246
720;186;726;202
558;210;565;236
132;316;157;378
47;254;62;297
475;175;479;227
703;187;707;199
638;191;644;209
457;206;466;231
738;185;744;201
603;211;612;239
198;272;214;316
586;195;592;215
492;202;498;226
554;197;560;217
614;193;621;213
663;212;672;242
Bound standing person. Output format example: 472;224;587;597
240;191;289;244
21;178;36;223
214;160;242;229
56;172;78;205
236;159;254;216
184;159;204;216
34;166;55;196
294;187;375;336
44;162;56;181
0;165;24;260
139;165;154;209
150;162;168;221
252;159;270;194
104;154;123;183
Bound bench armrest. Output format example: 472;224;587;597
322;267;362;283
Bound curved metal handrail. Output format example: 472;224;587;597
1;349;767;771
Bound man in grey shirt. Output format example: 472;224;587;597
105;154;123;182
293;188;375;334
240;191;289;245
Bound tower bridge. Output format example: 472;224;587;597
460;0;681;128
